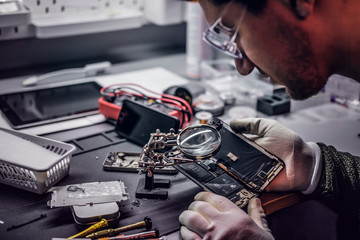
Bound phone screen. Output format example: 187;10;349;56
115;99;180;146
0;82;102;129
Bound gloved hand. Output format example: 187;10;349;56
230;118;321;193
179;192;274;240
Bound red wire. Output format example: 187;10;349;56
102;83;193;115
162;93;193;126
160;97;188;127
100;83;193;128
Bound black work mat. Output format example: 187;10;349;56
0;128;341;240
0;136;202;239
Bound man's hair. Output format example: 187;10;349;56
185;0;267;14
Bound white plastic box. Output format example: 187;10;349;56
0;127;76;194
0;1;30;27
144;0;185;25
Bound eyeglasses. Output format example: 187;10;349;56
202;7;247;59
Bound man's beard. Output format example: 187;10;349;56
272;21;328;100
283;70;327;100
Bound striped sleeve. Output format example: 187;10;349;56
313;143;360;211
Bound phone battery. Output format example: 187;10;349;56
205;174;243;196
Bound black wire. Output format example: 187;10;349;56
148;101;190;128
105;86;191;128
161;95;193;126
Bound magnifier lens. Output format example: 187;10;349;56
178;125;221;158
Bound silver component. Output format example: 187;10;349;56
227;152;238;162
48;181;128;208
193;94;225;117
220;91;236;105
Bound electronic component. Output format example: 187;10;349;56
257;94;291;115
139;117;284;208
177;161;259;208
99;83;193;129
195;111;213;124
210;118;283;192
103;152;177;174
115;99;180;146
48;181;128;208
163;82;206;106
193;94;225;117
205;173;242;196
178;162;215;182
220;91;236;105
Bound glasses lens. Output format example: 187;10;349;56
178;125;221;158
203;20;242;59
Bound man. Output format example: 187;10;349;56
179;0;360;239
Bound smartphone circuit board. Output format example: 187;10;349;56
177;118;284;208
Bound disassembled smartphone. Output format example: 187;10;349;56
112;117;283;208
175;118;284;208
103;151;177;175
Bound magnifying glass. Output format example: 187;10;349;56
177;124;221;159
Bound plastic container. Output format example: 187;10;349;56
186;2;212;79
144;0;185;25
0;1;30;27
0;127;76;194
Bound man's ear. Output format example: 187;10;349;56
284;0;316;19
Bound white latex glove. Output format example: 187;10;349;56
230;118;322;193
179;192;274;240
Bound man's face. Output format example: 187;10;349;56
199;0;330;100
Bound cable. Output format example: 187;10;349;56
22;61;112;87
100;83;194;128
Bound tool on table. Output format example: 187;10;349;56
98;228;159;240
86;217;152;239
7;214;47;231
67;218;108;239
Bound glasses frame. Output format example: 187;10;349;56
202;6;247;59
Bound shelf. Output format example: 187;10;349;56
32;8;144;38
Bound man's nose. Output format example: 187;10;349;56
234;55;255;75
